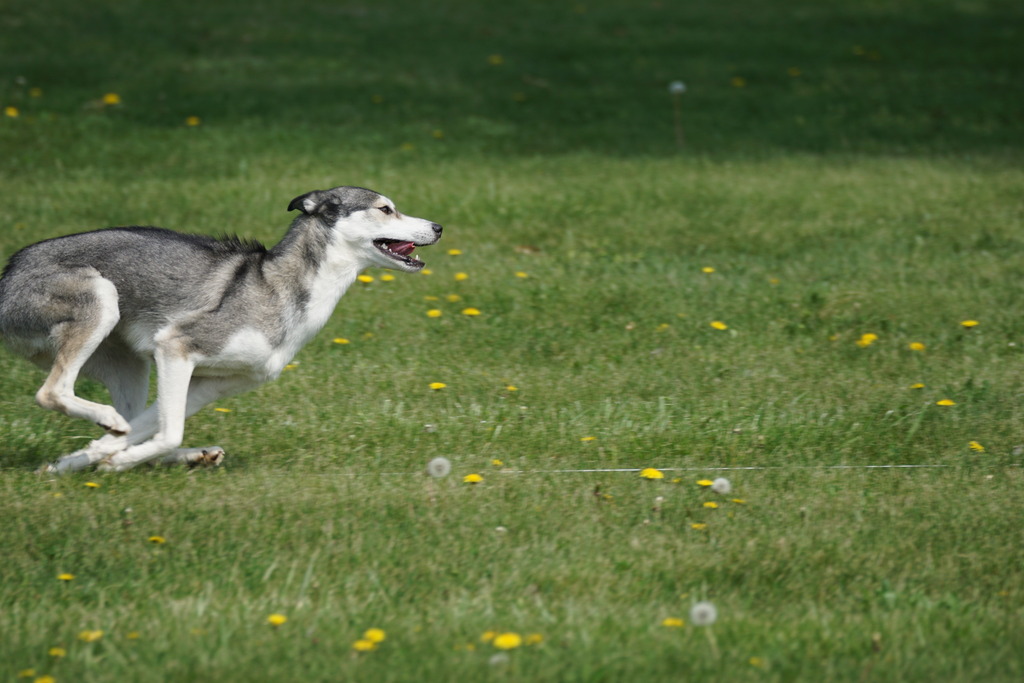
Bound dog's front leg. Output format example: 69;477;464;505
98;350;195;472
153;375;259;468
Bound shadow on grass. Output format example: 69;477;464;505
0;0;1021;159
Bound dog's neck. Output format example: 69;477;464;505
264;218;365;340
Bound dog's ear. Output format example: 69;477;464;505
288;191;327;215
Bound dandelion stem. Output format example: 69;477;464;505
705;627;720;660
672;94;685;148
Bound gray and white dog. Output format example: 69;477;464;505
0;186;442;473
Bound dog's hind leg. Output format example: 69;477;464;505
33;275;132;435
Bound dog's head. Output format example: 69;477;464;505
288;186;442;272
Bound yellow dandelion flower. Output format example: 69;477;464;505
283;363;298;371
525;633;544;645
481;630;497;643
463;473;483;484
102;93;121;105
696;479;713;487
462;307;481;316
447;248;463;256
125;631;141;640
214;407;231;413
515;271;529;278
856;333;879;347
48;647;66;657
492;632;522;650
357;274;374;283
380;273;395;282
968;441;985;452
662;617;685;627
78;630;104;642
487;54;505;66
640;468;665;480
148;536;166;544
429;382;447;390
16;670;35;679
961;320;979;328
936;399;956;406
352;639;376;651
446;293;463;303
185;116;201;126
266;613;288;626
691;523;708;530
506;385;518;392
580;436;596;442
908;342;926;351
30;87;43;97
749;656;767;668
710;321;728;330
33;676;55;683
5;106;19;118
731;498;747;504
333;337;350;344
421;268;433;275
703;501;719;509
424;295;439;301
656;323;671;331
363;628;386;643
491;459;504;467
701;266;715;274
426;309;443;318
57;573;75;581
909;383;925;390
84;481;101;488
454;272;468;281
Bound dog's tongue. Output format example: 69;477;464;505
391;241;415;256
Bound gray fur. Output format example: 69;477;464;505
0;185;442;472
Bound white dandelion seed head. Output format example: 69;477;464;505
489;653;510;667
668;80;687;95
711;477;732;495
495;526;508;533
426;456;452;478
690;601;718;626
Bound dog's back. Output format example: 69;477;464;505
0;227;271;354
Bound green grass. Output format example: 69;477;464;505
2;0;1023;680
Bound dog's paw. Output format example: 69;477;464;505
96;409;131;436
188;447;226;469
95;458;120;473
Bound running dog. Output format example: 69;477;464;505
0;186;442;472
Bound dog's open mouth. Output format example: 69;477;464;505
374;239;425;269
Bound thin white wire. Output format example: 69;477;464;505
366;462;1020;477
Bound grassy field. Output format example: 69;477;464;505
1;0;1023;681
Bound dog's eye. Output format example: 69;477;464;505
378;206;393;216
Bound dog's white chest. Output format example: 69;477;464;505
200;327;281;377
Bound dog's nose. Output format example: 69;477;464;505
431;223;443;237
